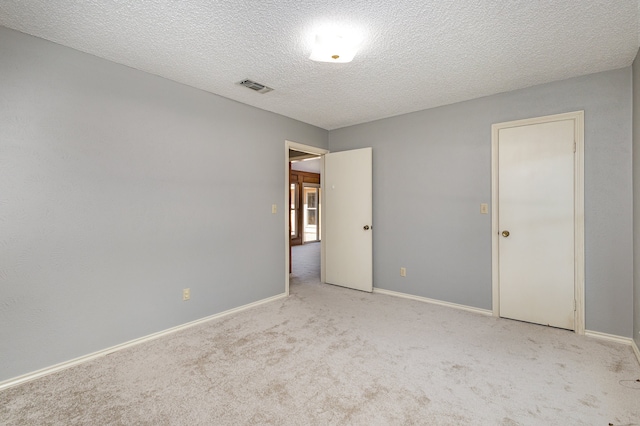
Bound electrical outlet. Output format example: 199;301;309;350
400;267;406;277
480;203;489;214
183;288;190;301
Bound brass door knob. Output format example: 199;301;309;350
502;230;510;237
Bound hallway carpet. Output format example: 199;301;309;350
1;243;639;425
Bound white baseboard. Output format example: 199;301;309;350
632;339;640;367
584;330;635;346
372;288;493;316
0;293;287;391
585;330;640;366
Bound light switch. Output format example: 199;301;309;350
480;203;489;214
272;204;277;214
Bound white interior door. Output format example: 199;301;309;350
498;119;575;330
324;147;372;292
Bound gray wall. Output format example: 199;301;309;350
0;27;328;382
633;48;640;350
329;68;633;337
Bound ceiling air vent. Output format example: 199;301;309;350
238;79;274;94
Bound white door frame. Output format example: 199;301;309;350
491;111;585;334
285;141;329;296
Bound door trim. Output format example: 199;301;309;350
285;141;329;296
491;111;585;334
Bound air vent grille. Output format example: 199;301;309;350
239;79;274;94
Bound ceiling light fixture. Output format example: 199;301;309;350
309;32;362;63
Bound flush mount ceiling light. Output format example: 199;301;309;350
309;32;362;63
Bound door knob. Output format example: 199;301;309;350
363;225;370;230
502;230;510;237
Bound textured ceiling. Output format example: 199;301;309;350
1;1;638;130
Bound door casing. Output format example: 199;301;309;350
491;111;585;334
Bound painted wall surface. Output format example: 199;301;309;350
0;27;328;382
633;48;640;350
329;68;633;337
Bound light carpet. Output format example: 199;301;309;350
1;242;639;425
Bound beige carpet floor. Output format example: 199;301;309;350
1;242;639;425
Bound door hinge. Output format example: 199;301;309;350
573;141;577;153
574;299;576;311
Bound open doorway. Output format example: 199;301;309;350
285;142;328;296
290;154;321;245
290;150;321;287
285;142;373;295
